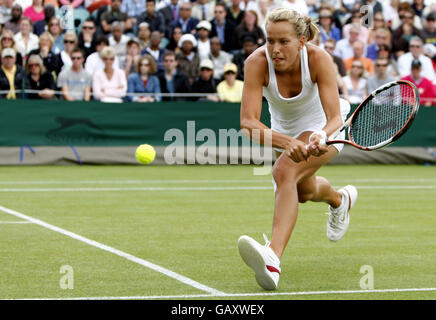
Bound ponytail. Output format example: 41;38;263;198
303;16;319;42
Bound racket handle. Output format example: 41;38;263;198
319;137;327;146
305;137;327;150
307;130;328;149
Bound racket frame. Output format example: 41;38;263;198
324;80;420;151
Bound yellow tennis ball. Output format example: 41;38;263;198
135;144;156;164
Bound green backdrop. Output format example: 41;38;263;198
0;100;434;147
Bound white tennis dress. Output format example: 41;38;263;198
263;45;350;152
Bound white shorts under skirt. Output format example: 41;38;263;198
271;98;351;153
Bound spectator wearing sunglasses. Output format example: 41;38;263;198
367;57;398;93
341;60;368;104
57;48;92;101
376;44;400;77
47;16;64;54
0;29;23;67
217;62;243;102
391;5;424;58
78;18;98;59
25;54;56;99
422;12;436;46
191;59;218;102
59;31;78;72
397;36;436;81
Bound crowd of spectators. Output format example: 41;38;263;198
0;0;434;105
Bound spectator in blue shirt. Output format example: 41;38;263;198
366;28;391;61
127;54;161;102
317;6;341;43
120;0;146;20
209;2;239;53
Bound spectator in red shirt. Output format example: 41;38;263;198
401;59;436;106
23;0;44;23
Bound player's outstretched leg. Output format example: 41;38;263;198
326;185;358;242
237;234;281;290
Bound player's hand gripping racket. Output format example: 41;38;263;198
316;80;420;151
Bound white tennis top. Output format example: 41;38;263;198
262;45;327;138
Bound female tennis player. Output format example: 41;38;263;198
238;8;358;290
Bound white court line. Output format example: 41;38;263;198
0;185;435;192
16;287;436;300
0;179;271;185
0;178;434;185
0;205;226;297
0;221;33;224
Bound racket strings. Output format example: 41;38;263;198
350;84;415;148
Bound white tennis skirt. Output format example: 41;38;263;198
271;98;351;153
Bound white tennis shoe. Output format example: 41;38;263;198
327;185;358;242
238;234;281;290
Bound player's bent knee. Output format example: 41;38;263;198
272;160;297;186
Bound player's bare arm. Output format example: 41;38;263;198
307;44;343;155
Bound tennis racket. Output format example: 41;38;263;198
319;80;420;151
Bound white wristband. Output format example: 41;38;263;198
309;130;327;145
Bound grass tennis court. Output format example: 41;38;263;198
0;164;435;300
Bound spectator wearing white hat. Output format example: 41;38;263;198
196;20;212;60
176;33;200;84
217;62;244;102
0;48;26;99
192;58;218;101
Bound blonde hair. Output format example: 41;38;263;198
39;31;54;48
26;54;46;75
266;8;319;41
100;46;116;59
0;29;17;51
63;30;78;45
